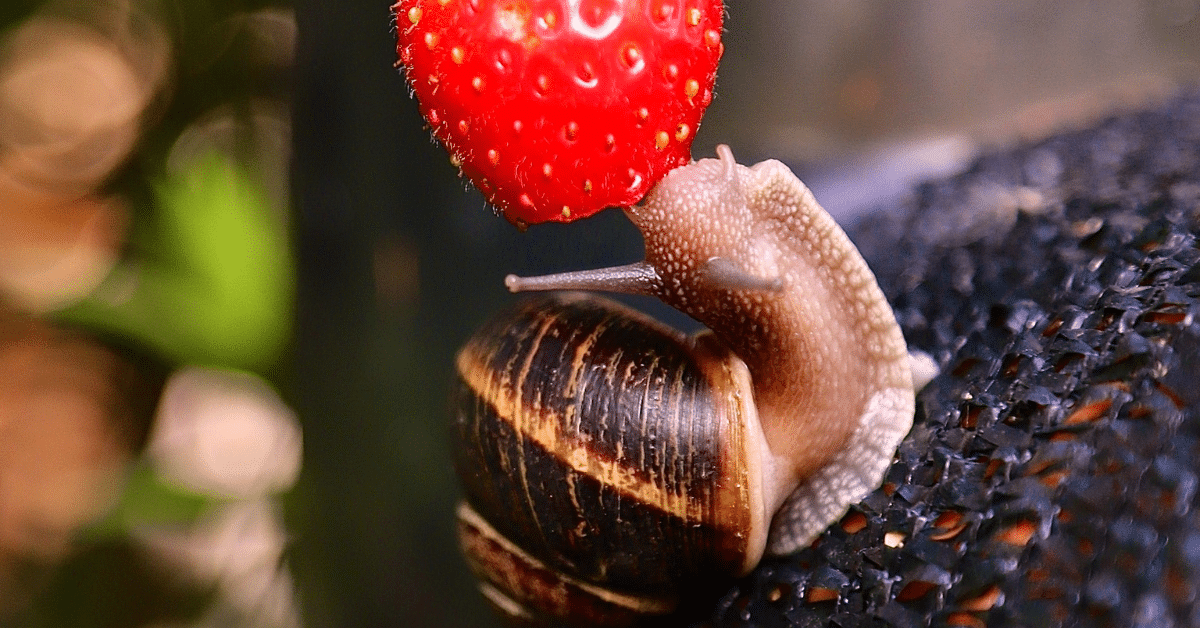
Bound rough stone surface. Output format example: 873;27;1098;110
706;88;1200;628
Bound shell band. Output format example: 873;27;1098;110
451;294;753;591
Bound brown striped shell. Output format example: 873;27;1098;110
451;293;771;626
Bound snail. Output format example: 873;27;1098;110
451;145;915;626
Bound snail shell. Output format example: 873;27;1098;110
453;293;766;625
451;146;915;626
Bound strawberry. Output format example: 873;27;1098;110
393;0;724;226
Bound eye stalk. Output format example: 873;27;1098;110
504;257;783;296
504;261;662;295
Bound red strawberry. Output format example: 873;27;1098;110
393;0;723;227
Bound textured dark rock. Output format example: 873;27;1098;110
708;88;1200;628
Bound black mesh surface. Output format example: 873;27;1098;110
707;89;1200;628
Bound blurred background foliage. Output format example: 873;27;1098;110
1;0;299;627
0;1;1198;628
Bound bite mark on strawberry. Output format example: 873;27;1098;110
393;0;724;226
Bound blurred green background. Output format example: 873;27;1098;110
1;1;1198;628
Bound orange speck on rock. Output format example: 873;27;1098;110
1064;398;1112;425
997;520;1037;546
958;585;1002;612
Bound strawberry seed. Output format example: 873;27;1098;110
628;168;643;189
577;62;597;87
621;44;644;72
495;49;512;72
654;2;673;22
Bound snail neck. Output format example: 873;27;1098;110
672;244;909;490
627;156;912;492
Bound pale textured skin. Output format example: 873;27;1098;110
627;146;915;554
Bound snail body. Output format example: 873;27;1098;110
451;146;914;626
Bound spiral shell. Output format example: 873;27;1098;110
451;292;770;626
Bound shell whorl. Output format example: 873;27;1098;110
451;293;771;620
